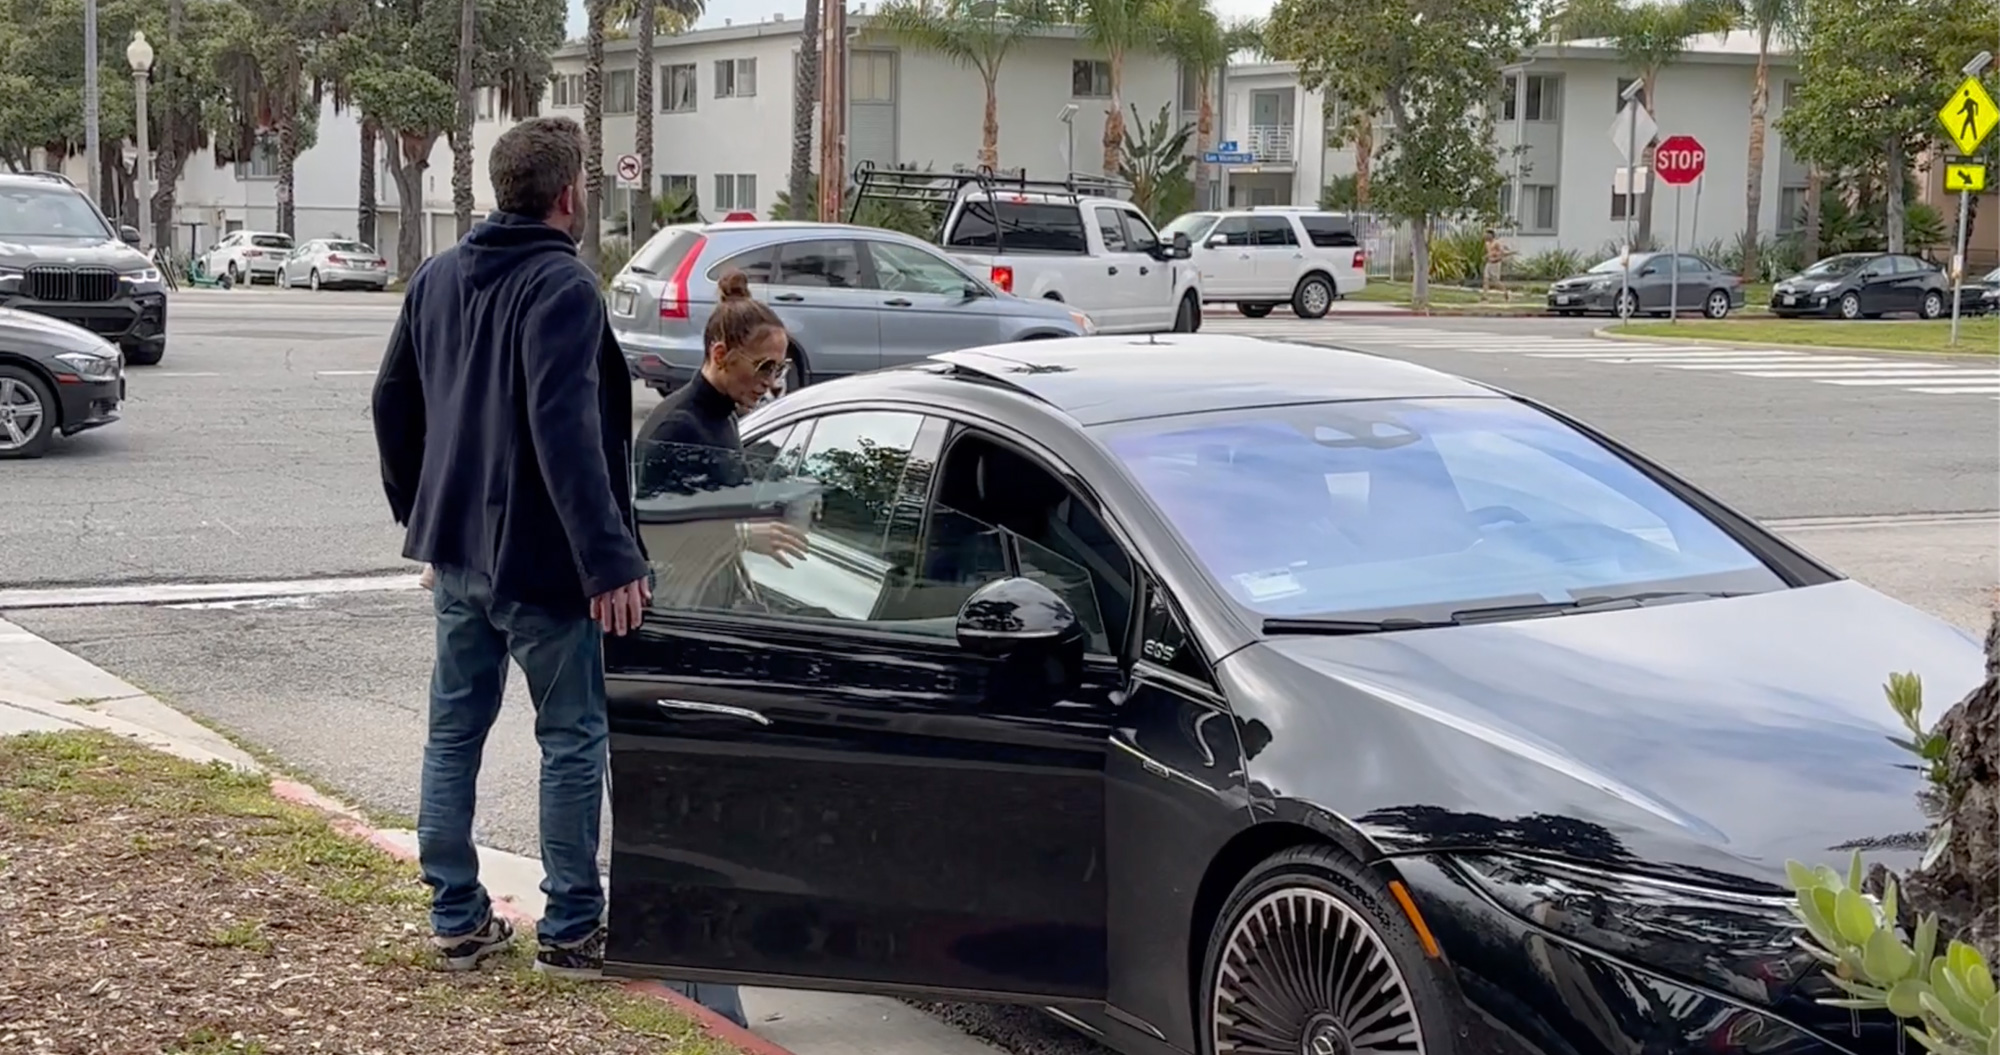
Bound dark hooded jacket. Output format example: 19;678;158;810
370;211;648;615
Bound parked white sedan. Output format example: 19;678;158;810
279;239;391;291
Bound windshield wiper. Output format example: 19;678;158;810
1262;616;1455;636
1449;590;1746;624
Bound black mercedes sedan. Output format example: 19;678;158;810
0;304;122;458
602;334;1982;1055
1770;252;1952;320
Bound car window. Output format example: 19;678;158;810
776;240;865;289
1892;256;1930;274
709;244;777;284
1094;206;1129;252
1138;573;1211;685
1801;254;1866;278
252;234;293;250
1094;397;1786;624
868;240;974;296
1119;209;1162;254
1210;217;1252;247
0;185;110;240
1250;216;1297;247
1678;255;1711;273
1299;215;1359;248
325;241;371;254
1162;213;1220;244
946;200;1090;254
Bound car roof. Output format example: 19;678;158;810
920;334;1501;426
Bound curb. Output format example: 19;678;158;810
269;779;798;1055
1591;326;1999;358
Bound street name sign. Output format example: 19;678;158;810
1938;77;1997;156
1608;102;1657;163
1945;162;1987;193
1655;134;1706;185
1203;151;1254;164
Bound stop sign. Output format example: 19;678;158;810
1655;135;1706;186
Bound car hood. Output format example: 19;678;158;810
0;305;118;355
0;235;148;271
1228;580;1983;891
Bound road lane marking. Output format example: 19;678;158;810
146;371;223;378
315;370;378;377
0;573;422;610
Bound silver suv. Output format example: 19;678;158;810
606;221;1095;394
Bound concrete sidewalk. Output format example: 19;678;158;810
0;616;1001;1055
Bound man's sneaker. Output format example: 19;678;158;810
433;914;514;971
533;924;606;980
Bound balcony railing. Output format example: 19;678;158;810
1246;124;1295;164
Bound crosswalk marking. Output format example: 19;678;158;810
1200;317;2000;400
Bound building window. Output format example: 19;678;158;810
479;87;496;120
1501;73;1559;122
1501;182;1558;234
1072;59;1111;99
715;58;757;98
850;50;894;103
714;173;757;211
660;173;696;198
662;63;697;112
550;73;583;108
1614;76;1640;110
606;68;636;114
234;132;279;179
1611;188;1639;221
1178;64;1200;113
1777;185;1808;233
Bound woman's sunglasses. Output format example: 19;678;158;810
727;347;787;380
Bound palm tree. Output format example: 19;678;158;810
213;4;312;238
871;0;1050;170
1157;0;1223;206
1074;0;1168;175
1546;0;1739;249
606;0;701;246
789;0;820;218
1737;0;1799;279
452;0;476;238
582;0;608;266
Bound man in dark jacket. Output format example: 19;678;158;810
370;115;649;981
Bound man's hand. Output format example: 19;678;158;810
590;576;652;636
742;522;809;568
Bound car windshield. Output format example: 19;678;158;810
1801;254;1868;277
252;234;294;250
1981;267;2000;284
1585;254;1649;274
1095;398;1786;624
0;185;110;240
1162;213;1220;243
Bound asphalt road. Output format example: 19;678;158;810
5;291;1995;1055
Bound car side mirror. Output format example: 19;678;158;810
1638;266;1657;277
1205;234;1227;249
961;282;986;301
955;577;1083;657
118;225;140;246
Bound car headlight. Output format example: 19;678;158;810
55;350;119;381
122;267;161;284
1587;277;1614;289
1069;310;1096;335
1449;852;1810;1005
1813;281;1839;293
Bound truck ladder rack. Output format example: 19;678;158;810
848;162;1135;253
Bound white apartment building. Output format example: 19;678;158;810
1218;34;1810;255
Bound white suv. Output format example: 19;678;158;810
1164;207;1367;319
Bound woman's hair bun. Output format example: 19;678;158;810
715;269;752;301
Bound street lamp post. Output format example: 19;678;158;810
1058;103;1078;172
127;30;154;250
1618;78;1644;318
83;0;100;207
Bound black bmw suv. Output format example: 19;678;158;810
0;172;168;365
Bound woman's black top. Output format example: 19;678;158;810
634;372;744;498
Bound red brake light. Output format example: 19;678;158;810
327;254;346;265
1352;250;1366;270
990;265;1014;293
660;235;707;319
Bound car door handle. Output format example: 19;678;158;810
1107;266;1119;275
1139;266;1150;275
655;698;771;725
773;292;804;303
883;297;912;307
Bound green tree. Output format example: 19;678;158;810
1069;0;1169;175
1736;0;1801;279
1544;0;1738;252
212;0;354;238
1117;101;1192;222
606;0;700;244
1265;0;1529;303
871;0;1050;171
1157;0;1257;209
789;0;819;219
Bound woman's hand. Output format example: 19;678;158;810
742;522;809;567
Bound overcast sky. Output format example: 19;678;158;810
564;0;1275;39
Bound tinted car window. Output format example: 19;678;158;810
1210;217;1252;247
776;240;865;289
632;228;705;275
1162;213;1220;244
325;241;372;254
1250;216;1297;247
1096;398;1785;623
1094;206;1129;252
1139;574;1211;685
946;200;1089;254
1677;255;1711;273
1120;210;1161;254
1300;215;1359;248
252;234;293;250
1891;255;1930;274
868;240;973;295
709;244;777;284
1800;254;1868;278
0;185;109;239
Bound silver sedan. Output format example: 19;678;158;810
280;239;391;291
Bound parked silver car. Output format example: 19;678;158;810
606;220;1096;394
279;239;391;291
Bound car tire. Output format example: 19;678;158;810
1920;290;1944;319
1174;292;1201;332
309;268;322;291
226;261;242;286
1614;289;1639;319
1292;274;1335;319
1839;291;1862;319
1199;845;1462;1055
1238;303;1274;319
1704;289;1731;319
0;364;56;460
122;340;165;367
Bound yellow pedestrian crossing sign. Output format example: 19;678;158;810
1945;162;1987;193
1938;77;1997;156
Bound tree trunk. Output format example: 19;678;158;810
1634;71;1658;250
1902;612;2000;964
153;0;185;252
1884;137;1906;254
1803;167;1823;262
1740;28;1771;280
451;0;476;239
390;131;435;277
582;0;607;265
1355;118;1373;207
276;74;299;237
1102;50;1125;176
978;71;1000;170
788;0;819;219
634;0;655;241
1411;215;1431;305
358;118;378;248
1193;78;1213;208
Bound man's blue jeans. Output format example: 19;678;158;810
418;564;607;946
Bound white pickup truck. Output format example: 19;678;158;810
852;168;1202;334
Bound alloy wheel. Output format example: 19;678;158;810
1615;290;1638;318
1296;278;1333;319
0;375;47;453
1705;290;1730;319
1922;292;1943;319
1212;887;1426;1054
1840;292;1862;319
310;269;321;291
